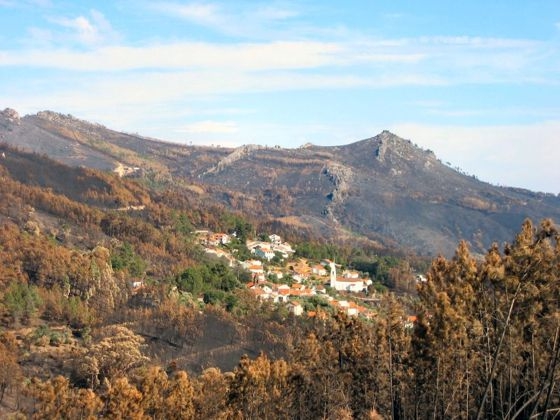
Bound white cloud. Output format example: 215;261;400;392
254;5;299;20
1;31;556;88
152;1;302;39
0;40;343;71
0;0;51;7
163;3;221;25
55;15;98;44
417;36;537;49
49;9;117;46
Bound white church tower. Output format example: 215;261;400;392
329;261;337;289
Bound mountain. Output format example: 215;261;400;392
2;107;559;256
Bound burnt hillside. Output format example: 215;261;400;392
2;108;559;256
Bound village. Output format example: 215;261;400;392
195;230;381;319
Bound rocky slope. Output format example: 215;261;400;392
196;131;560;255
2;108;559;256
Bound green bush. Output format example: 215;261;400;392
3;281;42;325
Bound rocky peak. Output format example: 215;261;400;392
35;110;106;130
375;131;412;161
374;130;435;166
1;108;20;121
36;110;78;123
0;108;21;127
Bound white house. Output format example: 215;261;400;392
267;268;284;280
287;301;304;316
130;280;144;290
252;245;275;261
269;234;282;245
272;243;294;259
312;264;328;276
415;274;427;283
242;259;265;282
241;259;262;268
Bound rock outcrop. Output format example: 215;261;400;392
322;162;353;204
0;108;21;130
205;144;265;174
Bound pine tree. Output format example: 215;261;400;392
163;371;196;420
103;377;144;420
413;219;560;419
139;366;169;419
227;353;291;419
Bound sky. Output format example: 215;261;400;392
1;1;559;193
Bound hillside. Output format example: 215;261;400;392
196;132;560;255
0;142;299;384
2;107;559;256
0;111;559;419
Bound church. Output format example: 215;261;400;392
329;261;372;292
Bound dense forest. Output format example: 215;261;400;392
0;145;558;419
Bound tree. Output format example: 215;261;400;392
0;337;21;404
103;377;144;419
177;267;204;295
227;353;291;419
163;371;195;419
72;325;147;389
3;281;42;325
413;241;482;418
413;219;560;419
139;366;169;418
193;367;229;419
29;376;102;420
110;241;146;277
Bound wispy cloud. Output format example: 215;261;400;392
254;5;299;20
1;29;557;119
160;3;221;26
0;40;343;70
1;33;551;82
151;1;301;39
0;0;51;7
48;9;118;46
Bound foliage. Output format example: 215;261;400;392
71;325;148;389
0;150;558;420
28;375;103;420
353;255;401;285
412;219;560;419
0;336;21;404
110;242;147;277
40;286;94;329
177;261;241;296
3;281;42;324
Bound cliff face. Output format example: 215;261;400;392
1;109;559;256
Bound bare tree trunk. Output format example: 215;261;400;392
433;358;439;420
388;335;395;420
540;323;560;418
476;286;520;420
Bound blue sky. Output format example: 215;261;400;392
1;0;559;193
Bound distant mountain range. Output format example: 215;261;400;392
2;107;559;256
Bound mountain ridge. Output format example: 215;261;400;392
1;107;559;256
